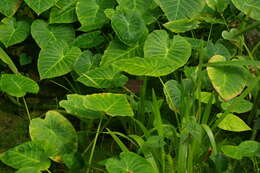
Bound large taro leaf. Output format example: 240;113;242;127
29;111;78;160
100;40;141;66
0;141;50;170
163;80;182;112
72;31;105;49
231;0;260;20
144;30;191;70
217;113;251;132
16;167;41;173
222;140;260;160
105;152;154;173
155;0;205;21
31;20;75;49
59;94;103;120
0;47;18;73
0;74;39;97
24;0;59;15
83;93;134;117
0;18;30;47
38;40;81;79
111;9;148;46
113;57;175;77
207;55;247;101
49;0;77;24
76;0;115;32
77;65;128;89
0;0;22;17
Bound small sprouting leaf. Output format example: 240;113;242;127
0;141;50;170
164;19;200;33
73;31;105;49
60;94;103;120
29;111;78;159
207;55;247;101
113;57;175;77
0;17;30;47
105;152;154;173
231;0;260;20
31;20;75;49
163;80;182;112
111;9;148;46
77;65;128;88
0;0;22;17
38;40;81;79
83;93;134;116
0;74;39;97
221;98;253;113
15;167;41;173
24;0;59;15
217;113;251;132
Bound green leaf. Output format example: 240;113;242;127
0;74;39;97
15;167;41;173
60;94;103;120
29;111;78;159
231;0;260;20
0;0;22;16
163;80;182;112
0;47;18;73
24;0;59;15
38;40;81;79
207;55;247;101
196;92;216;104
100;40;141;66
49;0;77;24
76;0;115;32
206;0;229;12
83;93;134;116
77;65;128;88
0;18;30;47
217;113;251;132
0;141;50;170
105;152;154;173
72;31;105;49
116;0;152;13
113;57;175;77
221;145;242;160
111;9;148;46
221;98;253;113
144;30;191;70
31;20;75;49
155;0;205;21
164;19;200;33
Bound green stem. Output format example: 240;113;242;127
138;77;147;121
22;97;31;122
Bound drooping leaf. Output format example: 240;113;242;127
221;98;253;113
24;0;59;15
0;141;50;170
111;9;148;46
38;40;81;79
49;0;77;24
217;113;251;132
163;80;182;112
0;74;39;97
72;31;105;49
155;0;205;21
164;19;200;33
76;0;115;32
77;65;128;88
83;93;134;116
15;167;41;173
105;152;154;173
0;0;22;17
60;94;103;120
0;47;18;73
100;40;141;66
113;57;175;77
29;111;78;159
231;0;260;20
31;20;75;49
0;17;30;47
207;55;247;101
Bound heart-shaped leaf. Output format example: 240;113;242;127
24;0;59;15
0;74;39;97
0;141;50;170
207;55;247;101
105;152;154;173
83;93;134;116
231;0;260;20
38;40;81;79
0;0;22;17
29;111;78;159
0;17;30;47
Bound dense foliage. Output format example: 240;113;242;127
0;0;260;173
